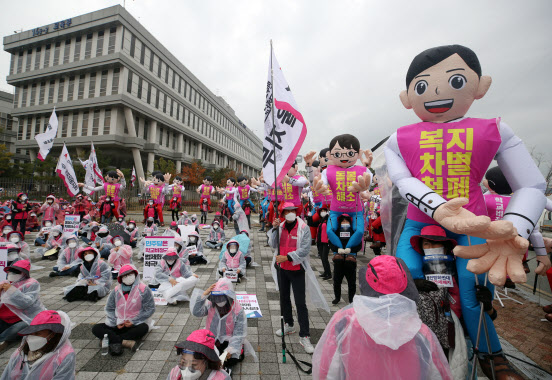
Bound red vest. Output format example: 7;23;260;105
279;222;301;271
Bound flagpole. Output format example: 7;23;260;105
270;40;287;365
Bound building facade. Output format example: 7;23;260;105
0;90;21;162
3;5;262;182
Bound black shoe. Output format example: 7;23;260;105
49;272;57;278
319;272;328;278
109;343;123;356
332;298;340;305
323;274;332;280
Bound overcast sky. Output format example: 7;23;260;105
1;0;551;169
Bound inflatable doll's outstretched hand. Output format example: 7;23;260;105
348;172;372;193
304;150;317;166
313;175;330;196
454;236;529;285
361;150;373;168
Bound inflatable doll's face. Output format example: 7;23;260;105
227;179;235;187
106;175;118;184
287;165;298;177
203;179;212;186
400;54;491;123
329;142;359;168
238;179;247;187
173;178;182;185
372;175;378;185
153;177;162;185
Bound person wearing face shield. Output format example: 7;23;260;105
187;231;207;266
190;279;256;370
155;248;198;305
10;193;31;233
205;221;226;250
6;231;30;261
40;195;59;225
92;265;155;356
81;221;100;245
0;260;46;352
218;240;245;281
108;235;133;279
116;216;127;229
63;247;112;303
168;329;230;380
0;310;75;380
94;226;113;259
49;236;82;277
36;225;65;260
124;220;139;248
34;219;53;246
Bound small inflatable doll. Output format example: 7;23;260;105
79;170;126;219
197;176;215;212
167;176;185;221
217;177;237;216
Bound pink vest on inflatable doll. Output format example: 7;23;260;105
484;193;510;222
282;175;303;206
237;185;250;200
225;186;234;201
104;183;122;202
200;185;213;199
326;165;367;212
397;118;502;224
269;185;284;202
148;184;165;205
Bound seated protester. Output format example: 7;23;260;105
0;224;13;245
81;221;99;245
34;219;52;246
312;256;452;380
205;221;226;249
0;310;75;380
26;213;40;232
63;247;112;303
49;236;82;277
155;248;199;305
7;231;30;261
37;225;65;260
94;226;113;259
124;220;139;248
77;216;91;240
7;245;25;267
328;214;362;305
115;216;127;229
213;211;228;231
138;218;158;260
92;265;154;356
168;329;231;380
190;214;200;231
108;235;133;280
190;278;256;369
218;240;246;282
177;211;189;226
0;260;46;352
0;215;12;233
163;222;181;237
173;236;187;260
187;231;207;265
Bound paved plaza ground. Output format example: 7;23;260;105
0;214;550;379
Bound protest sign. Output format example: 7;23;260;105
224;271;238;283
236;294;262;318
64;215;80;236
179;225;196;240
425;274;454;288
152;290;168;306
143;236;174;283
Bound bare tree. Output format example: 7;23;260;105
529;145;544;168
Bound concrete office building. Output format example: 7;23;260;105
3;5;262;182
0;90;21;162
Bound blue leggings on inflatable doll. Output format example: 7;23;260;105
326;211;364;250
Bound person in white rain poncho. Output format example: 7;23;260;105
92;265;155;356
108;235;133;279
163;222;181;237
49;235;82;277
312;255;452;380
6;245;25;267
0;310;75;380
94;226;113;259
6;231;30;260
36;225;65;259
187;231;207;265
205;220;226;249
190;278;257;369
155;248;199;305
0;260;45;352
63;247;112;302
218;239;246;282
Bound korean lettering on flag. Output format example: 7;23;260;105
262;46;307;187
56;144;80;197
35;108;58;161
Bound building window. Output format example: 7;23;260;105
25;118;31;140
158;59;162;78
172;71;176;89
100;70;108;96
92;109;100;135
85;33;92;59
34;47;41;70
129;34;136;58
147;83;151;104
71;113;78;136
61;113;68;137
74;36;81;61
63;39;71;64
104;108;111;134
111;68;120;94
17;51;23;73
57;79;65;103
39;82;45;105
178;78;182;94
140;44;145;64
96;31;104;56
165;65;169;84
30;84;37;106
25;49;32;72
176;104;180;120
149;52;154;71
82;111;89;135
163;94;167;113
10;53;15;74
53;42;61;65
34;118;41;135
158;126;163;145
88;73;96;98
48;80;55;103
170;98;174;117
143;120;149;140
67;76;75;101
127;71;133;93
17;118;24;140
78;75;85;99
108;27;117;54
44;44;51;68
137;77;143;99
155;88;160;109
173;132;176;150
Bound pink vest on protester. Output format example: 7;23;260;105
484;193;510;222
326;165;367;212
237;185;250;200
224;251;242;270
104;183;122;202
9;341;73;380
397;118;502;224
160;259;183;277
282;176;303;206
115;282;146;322
205;301;243;337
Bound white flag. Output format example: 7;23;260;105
35;108;58;161
131;166;136;187
263;44;307;187
89;143;104;184
79;158;95;195
56;144;79;197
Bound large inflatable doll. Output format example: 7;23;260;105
313;134;373;252
384;45;547;375
79;170;126;219
140;173;171;226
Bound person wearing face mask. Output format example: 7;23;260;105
0;214;11;233
49;236;82;277
190;279;256;370
37;225;65;260
0;224;13;244
6;245;24;267
187;231;207;266
168;329;230;380
40;195;59;224
10;193;31;233
26;213;40;232
370;206;386;255
6;231;30;260
124;220;139;247
310;206;331;280
116;216;127;229
155;248;199;305
218;240;245;282
63;247;112;302
108;235;133;279
72;195;87;220
269;203;329;354
163;221;181;237
205;221;225;249
34;219;53;246
94;226;113;259
0;260;46;352
190;214;200;230
217;231;251;266
177;211;190;226
330;214;362;305
98;196;116;224
143;198;160;225
0;310;75;380
92;265;155;355
82;221;99;245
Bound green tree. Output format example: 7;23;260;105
0;144;14;176
154;157;176;177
